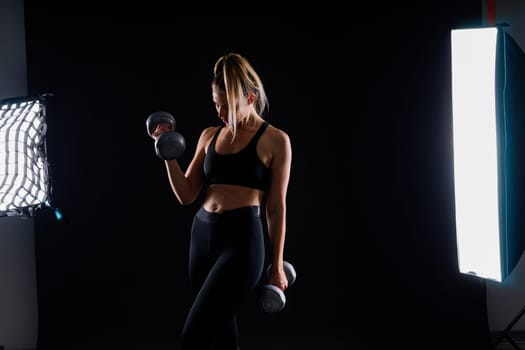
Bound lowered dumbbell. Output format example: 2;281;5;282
258;261;297;314
146;111;186;160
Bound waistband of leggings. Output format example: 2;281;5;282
196;206;261;223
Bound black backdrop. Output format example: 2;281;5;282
23;5;491;350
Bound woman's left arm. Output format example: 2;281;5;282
265;129;292;291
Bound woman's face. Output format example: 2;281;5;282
212;85;229;125
212;84;251;126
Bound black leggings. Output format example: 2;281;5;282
181;206;265;350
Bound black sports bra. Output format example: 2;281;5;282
203;122;270;191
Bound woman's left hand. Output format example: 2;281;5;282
268;267;288;291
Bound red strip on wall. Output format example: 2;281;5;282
488;0;497;25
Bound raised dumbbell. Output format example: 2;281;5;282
258;261;297;314
145;111;186;160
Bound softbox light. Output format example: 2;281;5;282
0;95;51;218
451;26;525;283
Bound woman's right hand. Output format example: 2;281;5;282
151;123;173;140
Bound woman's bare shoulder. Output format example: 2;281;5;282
196;125;221;149
199;125;220;139
265;123;291;146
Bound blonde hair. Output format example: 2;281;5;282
213;52;269;140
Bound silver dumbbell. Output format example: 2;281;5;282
258;261;296;314
146;111;186;160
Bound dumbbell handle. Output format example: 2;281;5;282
266;261;297;287
151;123;173;139
146;111;176;137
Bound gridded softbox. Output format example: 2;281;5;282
0;94;51;218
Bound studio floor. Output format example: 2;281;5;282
37;336;347;350
491;331;525;350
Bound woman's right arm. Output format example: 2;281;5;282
163;127;216;205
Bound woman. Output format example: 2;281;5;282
152;52;292;349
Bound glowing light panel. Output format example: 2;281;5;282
0;97;50;217
451;27;502;282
